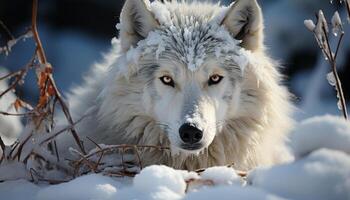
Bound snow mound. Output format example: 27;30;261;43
290;115;350;158
184;185;286;200
126;165;186;199
200;166;241;185
248;149;350;200
36;174;122;200
0;179;40;200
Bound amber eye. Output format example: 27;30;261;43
208;74;224;86
160;75;175;87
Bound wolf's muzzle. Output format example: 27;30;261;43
179;123;203;146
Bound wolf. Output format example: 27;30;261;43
57;0;293;171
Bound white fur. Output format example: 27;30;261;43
57;0;294;171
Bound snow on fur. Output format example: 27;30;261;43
117;1;249;74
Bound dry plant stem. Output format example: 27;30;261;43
83;144;170;160
93;151;104;171
39;114;89;145
121;147;126;172
31;0;86;154
86;136;102;150
0;111;34;116
54;140;60;162
132;145;143;169
0;135;5;155
330;33;348;119
0;67;29;98
321;26;348;119
0;53;35;98
73;144;170;176
0;20;15;40
346;1;350;19
31;0;46;63
12;130;34;160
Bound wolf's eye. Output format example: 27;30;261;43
160;76;175;87
208;74;223;86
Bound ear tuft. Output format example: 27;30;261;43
119;0;159;51
221;0;263;51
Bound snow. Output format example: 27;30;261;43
119;166;185;200
133;165;186;194
0;180;40;200
327;72;336;86
248;115;350;200
0;161;29;181
36;174;122;200
184;186;287;200
248;149;350;200
150;1;172;26
290;115;350;158
199;166;241;185
1;115;350;199
332;11;343;36
304;20;316;32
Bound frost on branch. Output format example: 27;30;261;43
331;11;343;36
305;8;348;119
304;20;316;32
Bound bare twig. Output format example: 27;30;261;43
132;145;143;170
321;26;348;119
0;20;15;40
39;113;89;145
0;111;35;116
31;0;46;64
0;70;26;98
0;135;5;155
345;0;350;20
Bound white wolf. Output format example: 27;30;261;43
57;0;293;171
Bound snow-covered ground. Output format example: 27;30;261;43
1;115;349;200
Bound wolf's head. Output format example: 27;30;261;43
116;0;264;154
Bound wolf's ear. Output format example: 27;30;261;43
221;0;263;51
119;0;159;51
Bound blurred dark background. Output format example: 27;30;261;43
0;0;349;120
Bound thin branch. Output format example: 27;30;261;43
0;73;24;98
321;26;348;119
0;111;34;116
334;32;344;60
0;20;15;40
39;113;89;145
0;135;5;155
345;0;350;20
132;145;143;170
31;0;46;64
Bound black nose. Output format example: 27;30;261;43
179;123;203;144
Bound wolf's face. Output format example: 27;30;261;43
149;59;241;152
118;0;263;153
